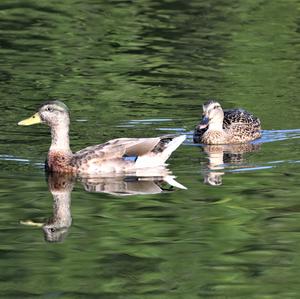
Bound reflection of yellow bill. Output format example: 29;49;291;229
20;220;43;227
18;113;41;126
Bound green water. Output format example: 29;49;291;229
1;0;300;298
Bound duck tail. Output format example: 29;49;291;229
134;135;186;168
164;175;187;190
156;135;186;163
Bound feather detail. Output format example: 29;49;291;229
18;101;186;175
70;135;186;174
194;101;261;144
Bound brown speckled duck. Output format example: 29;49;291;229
193;100;261;144
18;101;186;175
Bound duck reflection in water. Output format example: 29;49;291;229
202;143;261;186
43;172;74;242
21;169;186;242
20;172;74;242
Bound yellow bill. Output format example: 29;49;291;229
20;220;44;227
18;112;41;126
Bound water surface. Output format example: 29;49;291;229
1;0;300;298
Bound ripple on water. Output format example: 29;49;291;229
258;129;300;143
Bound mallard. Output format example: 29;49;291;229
18;101;186;175
193;100;261;144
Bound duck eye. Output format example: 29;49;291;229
47;107;53;112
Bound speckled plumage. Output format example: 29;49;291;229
193;100;261;144
18;101;186;175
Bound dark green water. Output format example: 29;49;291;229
1;0;300;298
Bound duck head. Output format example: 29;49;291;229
199;100;224;130
18;100;70;128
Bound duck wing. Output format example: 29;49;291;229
71;135;185;171
73;137;159;161
223;109;261;129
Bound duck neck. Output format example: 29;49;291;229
51;190;72;228
207;121;224;132
43;187;73;242
202;120;227;144
49;123;72;155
